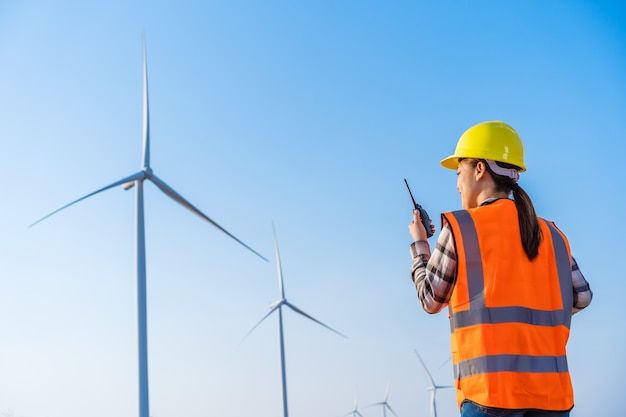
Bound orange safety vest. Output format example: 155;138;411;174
443;199;574;411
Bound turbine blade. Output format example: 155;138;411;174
283;301;347;339
272;222;286;298
149;174;268;262
29;171;146;227
439;356;452;369
414;349;437;386
240;303;281;343
142;32;150;170
386;404;399;417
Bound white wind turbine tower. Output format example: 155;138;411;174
414;349;454;417
242;224;347;417
367;383;399;417
30;35;267;417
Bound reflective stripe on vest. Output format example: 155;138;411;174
448;209;573;379
457;354;569;378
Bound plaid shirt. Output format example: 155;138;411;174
410;211;593;315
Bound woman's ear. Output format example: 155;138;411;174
475;160;487;180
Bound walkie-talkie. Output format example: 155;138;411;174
404;178;434;238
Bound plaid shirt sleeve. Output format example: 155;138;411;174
409;224;593;315
409;223;457;314
572;257;592;314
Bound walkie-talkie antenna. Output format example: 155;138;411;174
404;178;434;238
404;178;419;210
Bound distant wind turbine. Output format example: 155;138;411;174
367;383;399;417
30;35;267;417
242;224;347;417
414;349;454;417
343;391;365;417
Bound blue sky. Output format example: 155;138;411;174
0;1;624;417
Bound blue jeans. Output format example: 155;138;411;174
461;401;570;417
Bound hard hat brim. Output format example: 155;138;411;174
440;155;460;170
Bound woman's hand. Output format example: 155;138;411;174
409;209;434;241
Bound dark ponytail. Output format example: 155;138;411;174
484;160;542;260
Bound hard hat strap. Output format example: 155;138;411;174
485;159;520;182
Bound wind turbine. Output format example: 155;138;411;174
242;224;347;417
414;349;454;417
30;35;267;417
367;383;399;417
342;391;365;417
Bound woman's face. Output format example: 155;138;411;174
456;159;480;209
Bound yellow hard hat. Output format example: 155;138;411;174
440;121;526;172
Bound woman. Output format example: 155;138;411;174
408;121;592;417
